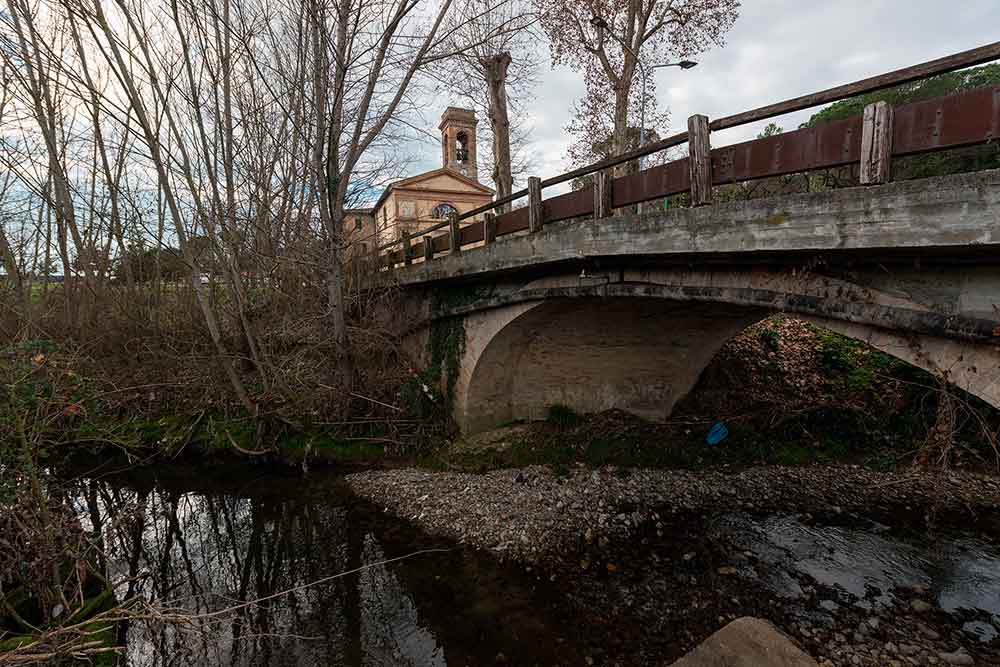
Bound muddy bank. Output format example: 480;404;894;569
347;464;1000;665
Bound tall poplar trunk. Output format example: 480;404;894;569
481;52;513;210
612;84;630;178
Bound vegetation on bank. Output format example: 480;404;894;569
0;339;449;472
4;314;1000;475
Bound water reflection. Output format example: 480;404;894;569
59;466;578;666
359;535;446;666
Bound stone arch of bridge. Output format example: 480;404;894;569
448;274;1000;434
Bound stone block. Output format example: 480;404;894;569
671;617;819;667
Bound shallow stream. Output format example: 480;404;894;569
56;462;1000;665
708;512;1000;643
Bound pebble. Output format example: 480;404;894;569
918;623;942;640
346;464;1000;565
938;649;974;666
911;599;933;613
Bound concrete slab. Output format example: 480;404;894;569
671;617;819;667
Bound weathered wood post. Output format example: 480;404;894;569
860;101;894;185
527;176;543;233
422;234;434;262
687;114;712;206
594;170;613;219
484;212;497;245
401;231;412;266
448;211;461;255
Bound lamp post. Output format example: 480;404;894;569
589;15;697;170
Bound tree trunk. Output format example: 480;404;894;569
325;199;353;390
481;52;513;210
0;226;25;312
612;84;630;178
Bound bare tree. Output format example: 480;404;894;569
0;0;530;420
538;0;739;174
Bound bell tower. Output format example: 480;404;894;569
439;107;478;181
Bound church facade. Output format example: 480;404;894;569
346;107;494;253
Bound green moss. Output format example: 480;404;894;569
813;326;859;372
428;316;465;400
760;325;781;352
283;434;385;460
546;404;582;429
433;283;496;314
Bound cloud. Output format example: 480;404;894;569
525;0;1000;184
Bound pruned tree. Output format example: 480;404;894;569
434;0;537;208
538;0;739;174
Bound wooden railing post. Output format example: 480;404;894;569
448;211;461;255
423;234;434;262
401;230;412;266
593;170;613;219
687;114;712;206
527;176;543;233
860;101;894;185
483;212;497;245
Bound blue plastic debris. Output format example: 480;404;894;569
706;421;729;446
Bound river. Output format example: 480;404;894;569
57;460;1000;665
60;462;586;666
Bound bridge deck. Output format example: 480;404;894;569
393;169;1000;285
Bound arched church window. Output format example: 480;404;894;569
455;131;469;162
432;203;458;219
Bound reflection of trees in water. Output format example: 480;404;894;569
358;533;446;667
68;480;358;666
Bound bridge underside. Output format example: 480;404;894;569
446;293;1000;434
459;298;765;432
407;266;1000;434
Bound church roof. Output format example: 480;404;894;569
372;167;493;214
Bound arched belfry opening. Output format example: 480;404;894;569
439;107;478;181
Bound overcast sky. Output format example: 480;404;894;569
418;0;999;195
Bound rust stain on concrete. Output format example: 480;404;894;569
760;211;790;225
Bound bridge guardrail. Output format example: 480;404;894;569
377;41;1000;268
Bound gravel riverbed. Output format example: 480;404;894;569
347;464;1000;563
348;464;1000;666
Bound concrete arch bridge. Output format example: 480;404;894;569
377;48;1000;433
394;171;1000;433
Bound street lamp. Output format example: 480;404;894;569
589;15;698;169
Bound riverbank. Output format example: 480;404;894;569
10;315;1000;476
347;463;1000;665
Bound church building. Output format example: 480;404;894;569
358;107;494;250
